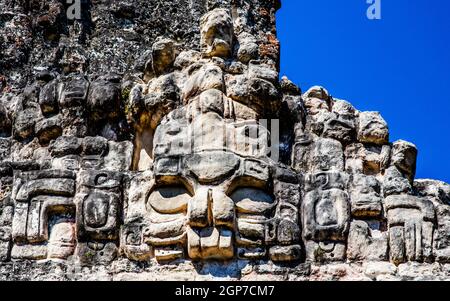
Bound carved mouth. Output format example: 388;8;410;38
186;226;233;260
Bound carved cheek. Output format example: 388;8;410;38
232;188;275;216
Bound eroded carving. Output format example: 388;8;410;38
0;1;449;281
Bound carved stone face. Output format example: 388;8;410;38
200;8;234;58
143;108;274;261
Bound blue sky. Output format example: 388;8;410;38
276;0;450;183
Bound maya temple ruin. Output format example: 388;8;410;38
0;0;449;281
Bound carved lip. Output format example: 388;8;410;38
186;226;234;260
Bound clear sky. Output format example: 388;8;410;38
276;0;450;183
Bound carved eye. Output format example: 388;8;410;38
147;186;191;214
230;188;274;215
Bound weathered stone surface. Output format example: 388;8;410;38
363;261;397;280
357;111;389;145
49;136;82;158
391;140;418;182
0;102;12;137
0;0;448;282
35;115;63;145
347;220;388;261
200;8;233;58
349;174;383;217
385;195;435;265
14;106;42;140
293;137;345;173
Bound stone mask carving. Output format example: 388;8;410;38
141;107;275;261
2;0;450;282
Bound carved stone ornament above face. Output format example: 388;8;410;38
1;1;450;281
200;8;234;58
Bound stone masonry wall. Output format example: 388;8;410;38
0;0;449;281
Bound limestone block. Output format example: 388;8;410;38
0;226;11;261
276;219;301;246
87;79;121;122
120;223;152;262
154;246;184;262
397;262;442;280
11;244;47;260
152;38;177;75
292;137;344;173
347;220;388;261
183;63;224;101
15;178;75;201
269;245;302;262
49;136;82;158
103;141;133;171
58;76;89;108
35;115;62;145
185;151;240;183
76;170;122;241
174;50;202;70
14;106;41;140
187;187;211;228
148;187;189;215
0;206;13;227
144;218;186;245
76;242;117;266
200;8;233;58
345;143;391;175
47;222;76;259
433;204;450;262
385;195;435;264
38;79;58;115
82;136;109;156
211;191;234;228
391;140;417;182
232;188;274;215
248;62;278;84
382;166;412;196
303;86;330;101
225;74;279;114
236;219;265;243
349;174;383;217
357;111;389;145
51;155;81;170
302;86;331;115
414;179;450;205
305;241;346;263
237;33;259;63
321;112;356;145
144;73;180;126
0;102;12;137
197;89;225;116
363;261;397;279
302;188;350;241
0;138;11;161
237;247;266;260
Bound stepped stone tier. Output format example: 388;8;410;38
0;0;449;281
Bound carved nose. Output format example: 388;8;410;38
187;188;235;228
188;188;213;228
